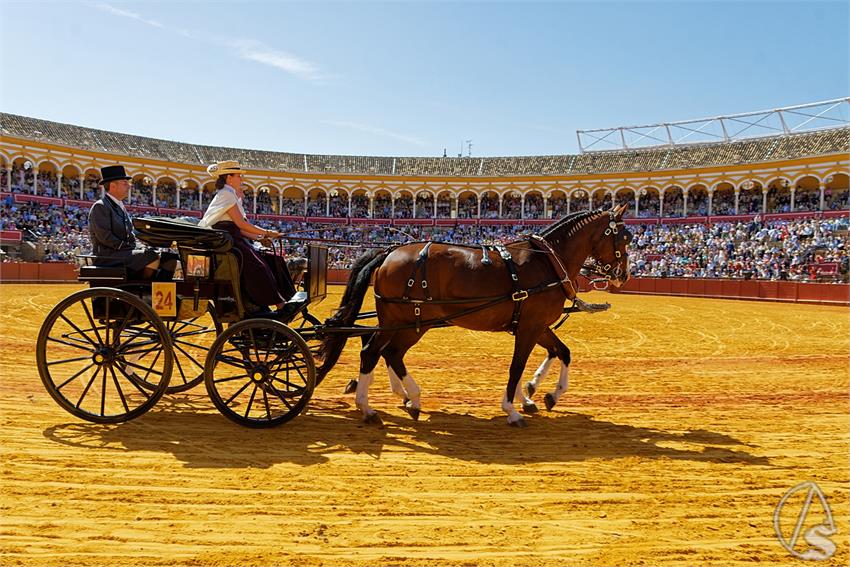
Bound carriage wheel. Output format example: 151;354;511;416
127;302;223;394
204;319;315;428
289;309;325;384
36;288;173;423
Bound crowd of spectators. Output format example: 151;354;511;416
1;196;846;283
629;216;849;281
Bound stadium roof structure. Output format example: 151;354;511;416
1;107;849;178
577;98;850;153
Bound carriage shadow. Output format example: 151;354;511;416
42;394;769;469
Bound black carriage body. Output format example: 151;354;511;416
74;217;327;323
37;216;326;427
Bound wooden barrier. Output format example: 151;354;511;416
0;262;78;282
2;262;846;305
612;277;848;305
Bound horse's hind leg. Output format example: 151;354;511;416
382;330;424;421
356;331;392;424
344;332;376;395
536;328;572;411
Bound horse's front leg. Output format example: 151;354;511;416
524;349;557;404
501;326;544;427
534;328;572;411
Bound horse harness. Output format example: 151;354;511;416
379;237;579;335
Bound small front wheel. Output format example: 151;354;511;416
204;319;315;428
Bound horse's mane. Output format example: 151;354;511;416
539;208;608;246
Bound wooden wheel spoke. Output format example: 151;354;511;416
214;373;251;384
215;353;250;369
120;357;164;377
110;306;137;348
56;362;97;391
114;364;153;399
58;313;99;348
244;385;258;418
109;365;130;413
75;368;100;409
47;355;94;366
80;300;104;346
264;382;295;410
100;366;107;416
46;335;94;352
223;380;252;406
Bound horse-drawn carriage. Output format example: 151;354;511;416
36;217;329;428
37;205;631;428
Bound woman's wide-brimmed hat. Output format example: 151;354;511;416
99;165;131;185
207;160;246;178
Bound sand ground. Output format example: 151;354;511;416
0;283;847;566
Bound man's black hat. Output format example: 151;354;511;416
99;165;131;185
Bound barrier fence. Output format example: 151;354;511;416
1;263;846;305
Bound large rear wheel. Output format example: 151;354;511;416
36;288;173;423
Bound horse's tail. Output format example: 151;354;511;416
316;247;390;381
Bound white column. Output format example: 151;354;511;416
543;195;549;218
707;191;713;216
683;191;688;216
498;195;503;218
476;195;481;218
152;184;157;207
433;196;437;218
819;184;825;211
391;196;396;218
303;195;308;216
412;196;417;218
761;189;767;214
253;190;258;214
57;173;63;198
520;196;525;219
635;191;640;218
369;196;374;218
659;191;665;218
566;195;571;216
790;186;796;212
734;190;740;215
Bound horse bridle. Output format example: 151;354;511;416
580;211;628;288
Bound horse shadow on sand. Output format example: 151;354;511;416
43;393;770;469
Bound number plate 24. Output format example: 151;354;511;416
152;282;177;317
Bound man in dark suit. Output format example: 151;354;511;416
88;165;175;278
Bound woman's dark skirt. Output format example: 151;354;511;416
212;222;288;308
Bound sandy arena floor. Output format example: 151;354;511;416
0;283;847;566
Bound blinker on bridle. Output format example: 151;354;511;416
581;211;628;286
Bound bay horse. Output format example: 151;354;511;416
316;204;632;427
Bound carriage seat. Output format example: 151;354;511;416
78;265;127;283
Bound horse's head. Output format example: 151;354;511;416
584;203;632;288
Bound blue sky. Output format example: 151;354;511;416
1;1;847;157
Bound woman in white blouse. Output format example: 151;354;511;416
200;160;288;312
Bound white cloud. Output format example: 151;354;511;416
229;40;327;82
321;120;429;148
86;3;329;83
89;2;165;29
